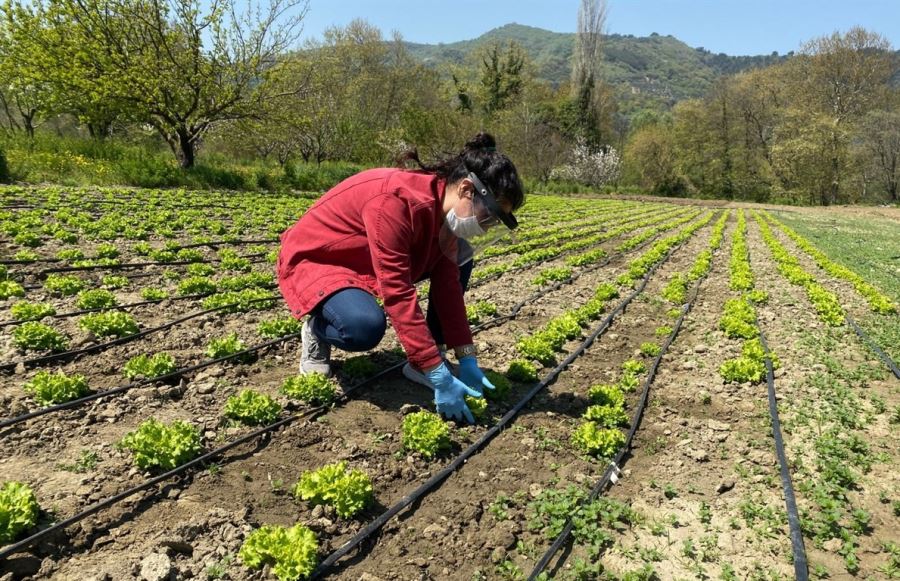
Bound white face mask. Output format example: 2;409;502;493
446;208;485;240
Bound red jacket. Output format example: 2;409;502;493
277;168;473;370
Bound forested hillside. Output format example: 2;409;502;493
406;23;788;111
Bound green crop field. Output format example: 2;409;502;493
1;185;898;579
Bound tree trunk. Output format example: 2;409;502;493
88;121;113;140
0;92;21;132
23;113;35;140
177;128;196;169
720;93;734;200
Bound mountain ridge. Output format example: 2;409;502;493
404;23;789;111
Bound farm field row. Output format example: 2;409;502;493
0;187;898;580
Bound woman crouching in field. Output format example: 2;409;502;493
276;133;524;424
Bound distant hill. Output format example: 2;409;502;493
405;23;789;113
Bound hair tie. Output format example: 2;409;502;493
483;146;496;152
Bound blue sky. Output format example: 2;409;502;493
297;0;899;56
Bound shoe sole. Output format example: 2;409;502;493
402;363;434;390
299;362;333;377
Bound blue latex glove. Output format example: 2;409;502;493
458;355;495;395
426;363;481;424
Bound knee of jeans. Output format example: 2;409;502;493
345;309;386;350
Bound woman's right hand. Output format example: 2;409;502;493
425;363;481;424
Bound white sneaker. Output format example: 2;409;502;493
300;318;332;377
402;362;434;390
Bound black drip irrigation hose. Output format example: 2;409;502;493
1;193;301;213
0;295;278;373
527;258;704;580
161;238;278;250
845;313;900;379
0;239;280;266
758;330;809;581
37;252;268;275
0;284;278;328
310;247;677;579
18;258;273;292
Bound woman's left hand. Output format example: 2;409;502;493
458;356;495;394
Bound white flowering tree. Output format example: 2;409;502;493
551;138;621;187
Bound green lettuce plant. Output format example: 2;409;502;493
532;267;572;286
482;370;512;401
10;301;56;321
720;338;780;384
186;263;215;277
239;524;318;581
14;231;42;247
281;373;337;405
219;249;251;272
224;389;282;425
0;280;25;300
140;287;168;301
175;248;203;262
177;276;217;295
583;405;629;428
123;353;177;380
13;250;38;262
506;359;538;383
219;272;275;291
75;289;118;310
119;418;202;471
119;418;203;470
206;333;250;361
516;335;557;366
464;395;489;420
719;356;766;384
401;411;451;459
101;275;129;289
571;422;625;458
662;273;689;304
639;342;661;357
44;274;86;296
95;242;119;259
23;370;90;405
293;461;373;518
465;300;498;324
547;312;583;340
0;481;40;544
587;384;625;408
340;355;378;379
621;360;646;375
79;311;139;337
202;288;276;313
719;298;758;339
13;322;69;351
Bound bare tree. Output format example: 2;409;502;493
570;0;610;144
572;0;607;93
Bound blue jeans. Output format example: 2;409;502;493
312;259;474;352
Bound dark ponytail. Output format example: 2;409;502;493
397;132;525;211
